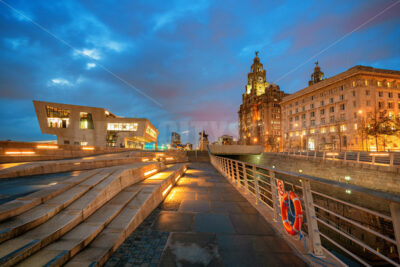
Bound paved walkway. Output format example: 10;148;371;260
106;162;307;267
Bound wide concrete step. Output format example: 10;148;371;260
16;185;143;267
65;164;187;267
0;162;164;267
0;170;101;222
0;169;116;243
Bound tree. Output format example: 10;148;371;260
362;109;392;151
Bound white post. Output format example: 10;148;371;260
390;202;400;259
357;152;360;163
242;162;248;193
302;180;324;256
389;153;394;167
230;160;234;181
253;165;260;205
372;155;376;165
270;171;280;221
235;161;240;186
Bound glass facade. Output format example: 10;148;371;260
107;123;138;131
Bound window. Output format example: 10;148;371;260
398;93;400;98
74;141;80;145
64;140;70;145
378;101;384;109
80;112;94;129
366;90;370;96
311;111;315;117
354;112;357;119
321;118;325;124
330;98;334;103
377;81;382;87
387;82;391;88
295;102;298;106
320;100;324;106
340;124;347;132
398;102;400;109
352;81;356;87
289;117;293;122
46;105;70;128
365;80;368;86
340;95;344;100
107;123;138;131
302;99;305;103
330;126;336;132
302;106;305;111
378;91;383;97
320;109;325;115
389;92;393;98
310;103;314;108
352;91;356;97
354;123;358;130
295;108;298;113
289;110;292;115
366;100;371;106
388;102;394;109
353;101;356;107
301;114;306;119
330;107;335;113
302;121;306;127
310;129;315;134
295;116;299;121
339;85;344;91
311;120;315;126
311;96;314;100
330;116;335;123
340;114;345;121
146;127;157;138
340;104;345;110
321;127;326;134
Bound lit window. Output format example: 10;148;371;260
295;131;299;136
80;141;88;146
330;126;336;132
387;82;391;88
321;127;326;133
365;80;368;86
146;126;157;138
107;123;138;131
377;81;382;87
310;129;315;134
80;112;94;129
354;123;358;130
289;132;293;137
302;130;306;136
340;124;347;132
46;105;70;128
352;81;356;87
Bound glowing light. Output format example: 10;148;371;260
299;169;303;173
82;146;95;151
162;184;172;196
74;162;81;165
36;145;58;149
175;175;181;182
5;151;35;155
142;158;149;162
166;157;174;160
48;182;57;186
358;110;363;114
326;152;339;156
144;169;157;176
345;189;352;194
344;176;351;181
369;153;389;157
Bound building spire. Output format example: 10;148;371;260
309;60;325;86
255;51;259;57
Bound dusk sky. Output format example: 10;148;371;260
0;0;399;146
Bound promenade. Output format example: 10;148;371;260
106;162;307;266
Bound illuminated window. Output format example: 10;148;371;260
340;124;347;132
321;127;326;134
107;123;138;131
80;112;94;129
354;123;358;130
46;105;70;128
387;82;391;88
365;80;368;86
302;130;306;136
289;132;293;137
310;129;315;134
352;81;356;87
146;126;157;138
330;126;336;132
377;81;382;87
295;131;299;136
80;141;88;146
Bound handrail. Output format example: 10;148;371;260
209;154;400;266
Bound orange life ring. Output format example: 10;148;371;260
280;191;303;236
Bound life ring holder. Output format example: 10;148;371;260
280;191;303;236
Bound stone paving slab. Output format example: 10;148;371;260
104;162;308;266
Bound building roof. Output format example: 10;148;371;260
281;65;400;103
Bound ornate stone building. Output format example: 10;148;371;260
238;53;289;151
281;65;400;151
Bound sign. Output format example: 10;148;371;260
276;179;285;202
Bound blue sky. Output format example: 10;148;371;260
0;0;399;146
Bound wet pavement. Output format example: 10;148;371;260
105;162;307;267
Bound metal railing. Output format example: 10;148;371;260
281;150;400;168
210;154;400;266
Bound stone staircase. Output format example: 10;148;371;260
0;161;187;266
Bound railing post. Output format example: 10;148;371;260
230;160;234;182
357;152;360;163
372;155;376;165
314;150;317;159
323;151;326;161
302;179;324;256
270;171;280;221
253;165;260;205
344;152;347;162
389;153;394;167
224;158;228;176
242;162;248;193
390;202;400;259
235;161;240;186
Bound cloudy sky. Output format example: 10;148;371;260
0;0;399;145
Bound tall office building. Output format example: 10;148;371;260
238;52;289;151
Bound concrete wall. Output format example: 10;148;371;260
0;141;145;163
186;151;210;162
209;144;263;155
